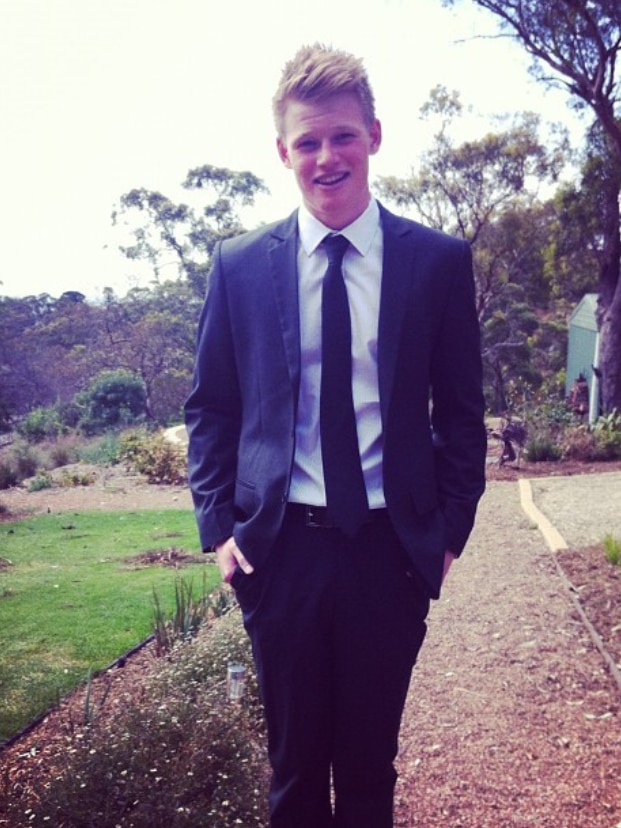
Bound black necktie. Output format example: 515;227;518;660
320;234;369;536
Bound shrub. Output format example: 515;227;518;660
5;610;269;828
0;440;46;488
603;534;621;566
561;415;621;462
591;411;621;460
592;409;621;434
592;429;621;460
153;579;235;656
17;406;63;444
9;440;41;481
76;432;121;466
57;469;96;488
46;435;81;468
116;428;150;467
55;400;82;430
77;369;147;436
525;435;562;462
28;471;54;492
118;430;186;485
561;425;598;461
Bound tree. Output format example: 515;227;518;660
99;282;199;423
376;89;568;410
545;130;610;304
0;295;68;426
443;0;621;411
76;369;147;435
113;164;268;298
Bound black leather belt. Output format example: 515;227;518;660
286;503;387;529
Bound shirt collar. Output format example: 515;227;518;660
298;198;380;257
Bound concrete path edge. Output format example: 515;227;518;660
519;477;621;692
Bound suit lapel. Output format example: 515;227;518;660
265;205;419;415
378;205;416;423
268;212;301;394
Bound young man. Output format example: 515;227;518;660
185;44;486;828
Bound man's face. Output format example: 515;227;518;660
276;93;382;230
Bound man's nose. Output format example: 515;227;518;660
317;141;337;165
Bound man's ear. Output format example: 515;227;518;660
369;119;382;155
276;137;292;168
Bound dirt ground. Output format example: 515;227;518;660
1;460;621;827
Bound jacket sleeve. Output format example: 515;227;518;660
184;242;241;551
430;240;487;556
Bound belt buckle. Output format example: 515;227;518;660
305;505;332;528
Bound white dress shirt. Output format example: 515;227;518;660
288;198;386;509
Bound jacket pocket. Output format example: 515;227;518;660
409;482;437;517
234;477;258;520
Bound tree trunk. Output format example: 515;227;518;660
599;286;621;413
596;168;621;414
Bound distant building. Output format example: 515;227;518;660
566;293;600;423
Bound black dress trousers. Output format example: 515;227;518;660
231;510;430;828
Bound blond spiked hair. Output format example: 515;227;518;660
272;43;376;136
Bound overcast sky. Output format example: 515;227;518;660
0;0;586;299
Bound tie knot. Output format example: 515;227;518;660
323;234;349;266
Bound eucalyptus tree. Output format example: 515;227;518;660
443;0;621;411
100;282;199;423
376;88;568;410
113;164;268;298
0;293;102;426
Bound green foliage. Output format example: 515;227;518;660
562;411;621;461
76;431;122;465
55;399;82;430
603;534;621;567
77;369;147;435
376;94;572;414
444;0;621;412
11;440;41;479
27;471;53;491
114;164;268;298
0;284;196;429
0;439;42;487
2;611;268;828
152;577;234;655
591;410;621;460
56;468;96;488
118;429;186;485
561;425;599;461
76;668;113;729
592;409;621;434
17;406;63;444
504;381;571;462
525;435;562;462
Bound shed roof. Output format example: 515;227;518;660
569;293;598;332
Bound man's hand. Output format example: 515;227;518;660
442;550;456;583
215;537;255;584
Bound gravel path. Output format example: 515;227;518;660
394;477;621;828
530;471;621;548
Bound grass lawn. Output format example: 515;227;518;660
0;509;219;741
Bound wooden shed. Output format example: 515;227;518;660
566;293;600;422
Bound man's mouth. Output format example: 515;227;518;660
315;172;348;186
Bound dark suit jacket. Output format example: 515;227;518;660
185;203;486;598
